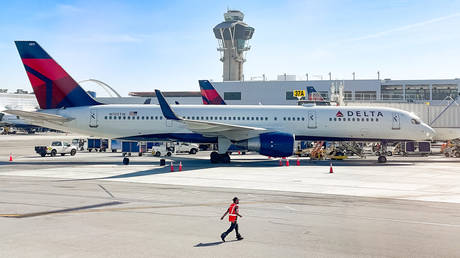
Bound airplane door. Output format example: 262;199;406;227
392;113;400;130
308;111;317;129
89;109;98;128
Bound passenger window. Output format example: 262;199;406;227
128;117;131;120
366;118;369;121
302;117;305;121
288;117;291;121
329;118;332;121
160;117;163;120
206;116;209;120
334;118;336;121
338;118;341;121
242;117;245;120
137;117;140;120
352;118;355;121
238;117;241;120
376;118;379;122
357;118;360;121
201;116;204;120
256;117;259;120
123;117;126;120
274;117;277;121
109;116;112;119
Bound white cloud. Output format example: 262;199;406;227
344;12;460;42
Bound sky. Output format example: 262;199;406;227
2;0;460;96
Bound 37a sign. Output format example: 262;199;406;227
293;90;306;97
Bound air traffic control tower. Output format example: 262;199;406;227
213;10;254;81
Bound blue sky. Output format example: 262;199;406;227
2;0;460;96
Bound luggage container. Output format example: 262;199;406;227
122;141;140;156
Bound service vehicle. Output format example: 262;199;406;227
170;142;199;154
35;141;77;157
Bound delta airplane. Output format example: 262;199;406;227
7;41;435;164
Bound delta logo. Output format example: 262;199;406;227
336;110;384;117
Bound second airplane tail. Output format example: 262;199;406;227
199;80;226;105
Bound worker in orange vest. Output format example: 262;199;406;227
220;197;243;242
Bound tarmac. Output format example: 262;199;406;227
1;134;460;257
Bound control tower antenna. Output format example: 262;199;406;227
213;10;255;81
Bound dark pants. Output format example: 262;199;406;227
222;221;240;238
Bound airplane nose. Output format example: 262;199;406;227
424;125;436;139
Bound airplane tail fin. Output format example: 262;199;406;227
14;41;102;109
199;80;226;105
306;86;325;101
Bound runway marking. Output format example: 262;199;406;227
98;184;115;198
0;201;123;218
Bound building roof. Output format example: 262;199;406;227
129;91;201;97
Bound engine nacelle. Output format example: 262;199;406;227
234;132;294;157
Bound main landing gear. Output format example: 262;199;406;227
377;141;388;163
210;151;231;164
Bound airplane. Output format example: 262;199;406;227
0;112;45;133
6;41;435;164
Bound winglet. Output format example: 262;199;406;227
155;89;180;120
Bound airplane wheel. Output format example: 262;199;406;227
123;157;130;165
210;152;219;164
378;156;387;163
222;153;231;163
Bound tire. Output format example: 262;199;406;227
70;149;76;156
377;156;387;163
166;152;172;157
210;152;219;164
138;152;143;157
51;149;57;157
88;149;92;152
154;152;161;157
61;153;65;156
189;148;197;154
445;152;450;158
387;151;393;156
455;152;460;158
123;157;130;165
40;152;46;157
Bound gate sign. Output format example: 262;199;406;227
293;90;305;98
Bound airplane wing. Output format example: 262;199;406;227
155;90;267;141
4;110;73;124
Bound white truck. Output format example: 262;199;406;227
150;142;199;157
171;142;199;154
35;141;78;157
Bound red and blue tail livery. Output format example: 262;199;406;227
307;86;325;101
199;80;226;105
15;41;101;109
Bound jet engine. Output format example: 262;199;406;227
233;132;294;157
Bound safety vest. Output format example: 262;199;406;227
228;203;238;222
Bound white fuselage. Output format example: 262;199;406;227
35;104;435;143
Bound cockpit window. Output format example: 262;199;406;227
411;119;421;125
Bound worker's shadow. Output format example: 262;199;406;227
194;240;238;247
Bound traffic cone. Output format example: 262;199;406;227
286;159;290;166
268;156;271;159
279;159;283;166
238;151;240;155
329;162;333;173
170;162;174;172
179;161;183;171
296;158;300;166
9;153;12;162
